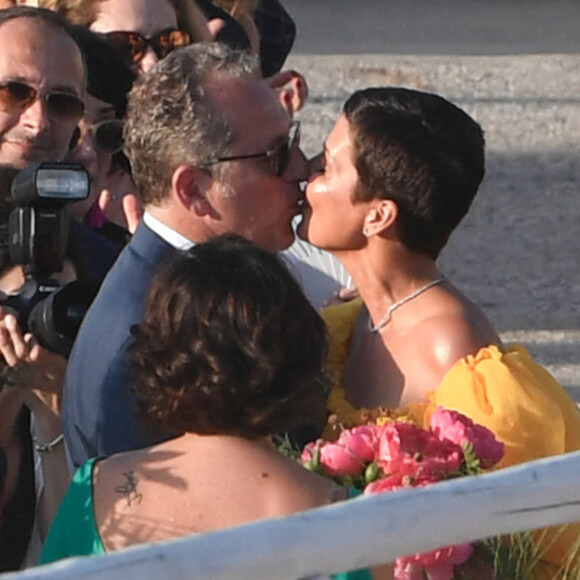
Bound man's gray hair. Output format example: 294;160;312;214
124;43;260;206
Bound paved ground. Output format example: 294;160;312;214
282;1;580;398
285;0;580;55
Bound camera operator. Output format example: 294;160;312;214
0;7;87;570
0;191;87;569
0;157;97;571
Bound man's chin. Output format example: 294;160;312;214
0;154;28;171
1;141;56;169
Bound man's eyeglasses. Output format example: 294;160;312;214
0;81;84;124
106;28;191;65
203;121;301;177
68;119;124;154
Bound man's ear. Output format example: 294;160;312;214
363;199;398;237
171;165;213;216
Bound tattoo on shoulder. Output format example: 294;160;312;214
115;471;143;507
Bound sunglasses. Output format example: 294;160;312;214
106;28;191;64
68;119;125;154
0;80;84;124
204;121;301;177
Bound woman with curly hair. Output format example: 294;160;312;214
40;235;374;579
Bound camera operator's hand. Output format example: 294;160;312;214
0;312;66;397
0;309;68;540
122;193;142;234
97;188;142;234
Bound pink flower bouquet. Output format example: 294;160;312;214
301;408;510;580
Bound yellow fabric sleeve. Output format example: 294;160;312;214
427;344;580;576
427;344;580;468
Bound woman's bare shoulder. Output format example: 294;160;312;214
251;453;337;516
414;305;499;374
92;448;158;550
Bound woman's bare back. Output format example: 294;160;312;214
93;434;337;552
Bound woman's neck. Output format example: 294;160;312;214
335;244;441;328
170;431;276;454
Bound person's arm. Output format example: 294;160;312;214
0;311;68;539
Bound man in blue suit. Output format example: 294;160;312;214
63;42;308;468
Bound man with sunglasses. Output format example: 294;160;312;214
64;42;309;469
0;7;85;172
0;9;120;282
0;11;127;282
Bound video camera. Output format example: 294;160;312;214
2;162;99;358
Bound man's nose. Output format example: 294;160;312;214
20;96;50;134
283;145;309;182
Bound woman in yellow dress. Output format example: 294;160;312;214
298;87;580;577
299;87;502;411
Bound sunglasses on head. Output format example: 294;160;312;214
106;28;191;64
0;80;84;124
203;121;301;177
68;119;125;154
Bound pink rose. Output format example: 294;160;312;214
376;422;462;480
364;469;438;494
420;438;463;476
377;422;427;470
430;408;504;468
337;425;378;462
319;443;364;477
395;543;473;580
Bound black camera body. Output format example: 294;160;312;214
2;162;97;357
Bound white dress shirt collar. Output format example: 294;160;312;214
143;211;194;250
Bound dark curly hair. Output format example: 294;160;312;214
128;235;329;439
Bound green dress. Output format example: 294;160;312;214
41;458;105;563
41;459;372;580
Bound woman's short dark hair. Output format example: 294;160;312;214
129;235;329;439
344;87;485;259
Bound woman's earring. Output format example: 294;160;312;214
363;226;370;237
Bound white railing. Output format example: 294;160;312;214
4;450;580;580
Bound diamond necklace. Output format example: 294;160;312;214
367;275;445;333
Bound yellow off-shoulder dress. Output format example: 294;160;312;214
322;300;580;578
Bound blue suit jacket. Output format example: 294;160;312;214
69;220;121;285
63;222;180;468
